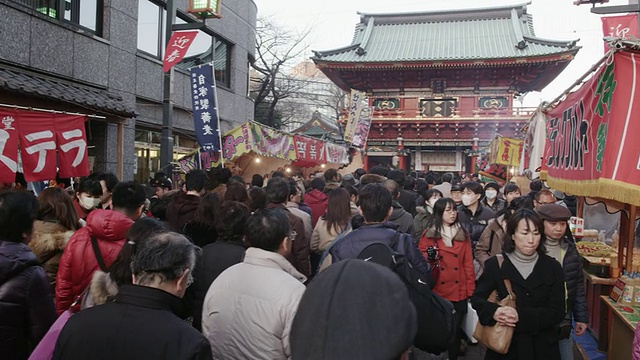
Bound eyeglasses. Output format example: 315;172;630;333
444;208;457;213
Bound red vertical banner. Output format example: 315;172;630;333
55;115;89;178
602;15;639;51
18;113;58;182
0;110;19;183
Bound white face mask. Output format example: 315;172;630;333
428;198;438;208
79;195;101;210
461;194;476;207
485;190;498;199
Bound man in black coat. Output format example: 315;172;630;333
537;204;588;359
53;232;212;360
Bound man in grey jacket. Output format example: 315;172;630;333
383;179;414;235
202;209;306;360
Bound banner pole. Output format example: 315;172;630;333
210;61;224;167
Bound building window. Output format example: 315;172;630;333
16;0;103;34
136;1;232;87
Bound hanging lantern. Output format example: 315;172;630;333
188;0;222;19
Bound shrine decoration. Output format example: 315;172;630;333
488;136;523;167
163;31;198;73
541;51;640;207
325;141;350;165
602;15;639;51
293;135;326;167
0;108;89;183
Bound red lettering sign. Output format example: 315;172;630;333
163;31;199;72
0;110;19;183
55;115;89;178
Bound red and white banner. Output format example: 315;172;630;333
294;135;326;165
325;142;349;164
163;31;198;72
0;109;89;183
602;15;638;51
542;51;640;206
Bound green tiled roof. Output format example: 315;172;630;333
312;3;579;64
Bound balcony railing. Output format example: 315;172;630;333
364;106;537;119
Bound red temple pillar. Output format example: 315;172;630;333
469;137;479;174
397;138;406;171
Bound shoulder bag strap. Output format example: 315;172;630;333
496;254;515;297
389;230;402;250
90;235;109;272
318;224;352;268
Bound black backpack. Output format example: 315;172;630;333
357;232;456;355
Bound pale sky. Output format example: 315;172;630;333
253;0;632;107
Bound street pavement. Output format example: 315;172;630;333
412;342;584;359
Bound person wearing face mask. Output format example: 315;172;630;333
481;182;506;213
456;181;495;248
55;181;147;314
413;189;443;240
73;178;103;221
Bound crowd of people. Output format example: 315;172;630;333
0;166;590;360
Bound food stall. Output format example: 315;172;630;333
531;41;640;356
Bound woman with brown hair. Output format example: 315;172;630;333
180;192;222;248
223;182;250;206
310;188;352;254
29;187;82;289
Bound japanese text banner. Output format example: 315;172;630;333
18;113;58;182
602;15;639;51
343;90;365;143
250;123;296;160
163;31;198;72
542;51;640;206
294;135;326;164
0;110;19;183
190;63;221;152
54;115;89;178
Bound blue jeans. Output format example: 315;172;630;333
559;337;574;360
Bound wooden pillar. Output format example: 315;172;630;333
470;137;479;174
577;196;585;218
626;205;637;271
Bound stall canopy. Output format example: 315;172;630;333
177;121;350;172
541;49;640;207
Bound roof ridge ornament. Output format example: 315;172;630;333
356;17;375;56
511;9;528;50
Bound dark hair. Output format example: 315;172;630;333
503;183;521;197
215;201;250;244
383;179;400;198
186;170;209;192
245;208;290;251
430;198;462;237
111;181;147;214
441;172;454;184
288;181;300;200
193;193;223;228
462;181;484;196
109;217;166;287
14;172;27;189
369;166;389;177
403;176;416;191
354;168;366;179
131;232;199;286
77;178;103;197
484;182;500;192
37;187;80;231
351;214;365;230
207;167;232;190
496;196;534;221
310;177;326;191
224;182;249;205
149;191;180;221
425;189;443;200
415;179;429;199
266;177;290;204
535;189;555;202
101;173;119;192
387;169;405;184
344;185;358;200
55;174;72;189
358;184;392;223
271;171;286;179
324;168;338;182
228;175;245;185
251;174;264;188
324;188;351;234
502;209;547;254
248;186;267;212
0;191;39;242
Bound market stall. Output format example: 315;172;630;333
531;42;640;355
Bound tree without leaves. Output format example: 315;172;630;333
250;18;311;129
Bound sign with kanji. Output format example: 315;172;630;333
343;90;366;144
602;15;638;51
294;135;326;165
541;51;640;206
0;109;89;183
488;136;522;167
190;63;221;152
163;31;199;72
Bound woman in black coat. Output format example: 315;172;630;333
471;209;566;360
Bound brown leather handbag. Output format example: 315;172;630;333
472;254;516;355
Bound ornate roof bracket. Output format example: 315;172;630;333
511;9;528;50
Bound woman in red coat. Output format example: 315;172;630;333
418;197;475;359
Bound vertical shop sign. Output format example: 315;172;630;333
190;63;221;152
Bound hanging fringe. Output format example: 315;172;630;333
545;175;640;208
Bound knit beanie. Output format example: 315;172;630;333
290;259;417;360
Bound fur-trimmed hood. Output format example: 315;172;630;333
83;270;119;309
29;220;74;257
423;226;468;242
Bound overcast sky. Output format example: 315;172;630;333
252;0;632;107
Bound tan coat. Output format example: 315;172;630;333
28;220;74;289
311;218;350;253
474;215;506;269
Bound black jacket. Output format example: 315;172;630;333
397;189;419;217
54;285;212;360
457;204;495;245
559;237;588;323
330;222;431;280
0;240;56;360
471;253;566;360
191;241;245;331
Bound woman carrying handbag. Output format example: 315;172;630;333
471;209;566;360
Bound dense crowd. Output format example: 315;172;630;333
0;167;588;360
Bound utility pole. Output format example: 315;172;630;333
160;0;178;174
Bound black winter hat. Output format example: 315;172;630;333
290;259;417;360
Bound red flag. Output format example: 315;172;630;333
18;113;58;182
55;115;89;178
0;110;19;183
602;15;639;51
163;31;199;72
